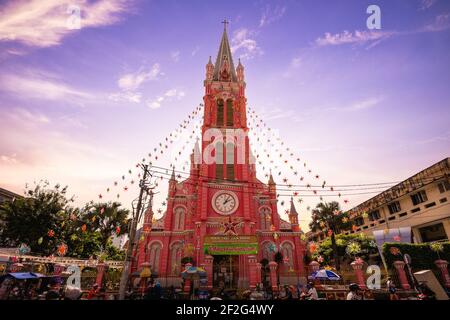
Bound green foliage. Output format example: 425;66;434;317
79;202;130;246
309;201;353;270
0;182;128;261
382;242;450;271
0;182;73;255
309;201;351;234
316;233;379;265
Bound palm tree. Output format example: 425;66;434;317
81;202;130;249
309;201;351;271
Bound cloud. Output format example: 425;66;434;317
422;13;450;32
231;28;263;60
259;4;286;27
326;96;384;112
0;69;93;102
419;0;438;10
108;91;142;103
347;97;383;111
416;131;450;144
9;107;51;124
191;46;200;56
0;0;135;48
281;55;305;78
1;154;19;164
110;64;162;103
147;88;186;109
315;30;395;47
171;50;180;62
315;13;450;50
118;64;161;91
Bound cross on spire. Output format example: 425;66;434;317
222;19;229;31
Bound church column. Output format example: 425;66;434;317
256;262;262;284
247;255;258;290
160;236;171;283
137;238;147;267
203;255;214;289
293;236;304;277
200;184;208;221
242;187;251;232
198;223;207;265
268;261;278;291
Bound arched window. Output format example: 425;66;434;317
215;141;224;180
259;207;271;230
173;207;186;230
226;99;233;126
170;242;183;275
226;142;234;180
216;99;224;126
281;242;294;268
149;242;162;272
261;241;275;261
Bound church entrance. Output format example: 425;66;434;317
212;255;239;289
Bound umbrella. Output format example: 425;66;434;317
310;269;341;281
181;266;207;278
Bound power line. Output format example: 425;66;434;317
149;164;445;192
148;168;408;198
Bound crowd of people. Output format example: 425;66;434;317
1;273;439;300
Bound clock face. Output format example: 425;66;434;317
212;191;239;215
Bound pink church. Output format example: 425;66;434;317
131;24;307;290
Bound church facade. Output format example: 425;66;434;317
131;25;307;289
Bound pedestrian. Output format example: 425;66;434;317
386;277;399;300
346;283;364;300
282;285;293;300
301;282;318;300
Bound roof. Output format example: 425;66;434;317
347;157;450;217
213;26;237;82
7;272;47;280
280;219;292;230
0;187;22;201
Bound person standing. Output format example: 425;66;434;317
386;277;399;300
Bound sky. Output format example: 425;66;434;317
0;0;449;231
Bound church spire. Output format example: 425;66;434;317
213;20;237;82
289;197;298;215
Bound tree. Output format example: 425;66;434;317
79;201;130;249
315;233;379;267
274;251;283;285
0;182;73;256
260;258;269;287
309;201;351;270
0;182;128;260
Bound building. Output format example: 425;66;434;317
0;187;22;205
131;24;307;289
308;158;450;244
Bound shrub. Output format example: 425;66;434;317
382;242;450;271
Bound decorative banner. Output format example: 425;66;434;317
203;235;258;255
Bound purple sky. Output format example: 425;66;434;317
0;0;449;230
